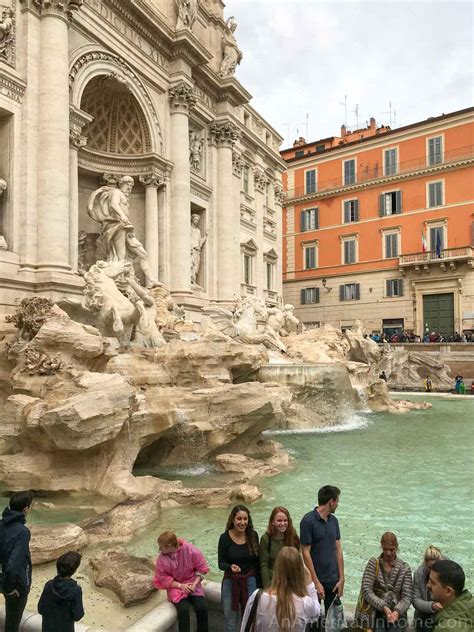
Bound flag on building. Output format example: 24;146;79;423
421;229;428;253
435;230;442;258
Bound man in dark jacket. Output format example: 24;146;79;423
38;551;84;632
0;490;34;632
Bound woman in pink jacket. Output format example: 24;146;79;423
153;530;209;632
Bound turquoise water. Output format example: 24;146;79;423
130;397;474;604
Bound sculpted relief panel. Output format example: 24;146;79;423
0;1;15;67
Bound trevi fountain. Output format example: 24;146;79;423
0;0;471;629
1;175;468;629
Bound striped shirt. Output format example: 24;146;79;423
361;556;413;615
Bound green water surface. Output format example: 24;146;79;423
130;396;473;604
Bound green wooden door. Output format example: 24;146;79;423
423;293;454;335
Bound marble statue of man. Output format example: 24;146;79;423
189;132;203;172
220;16;242;77
0;9;14;61
175;0;198;30
87;176;160;288
190;213;207;285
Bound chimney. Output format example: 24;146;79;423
341;125;346;137
293;137;306;147
369;117;376;130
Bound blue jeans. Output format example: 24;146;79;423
221;576;257;632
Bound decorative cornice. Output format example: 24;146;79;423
139;170;166;189
78;148;174;178
168;82;197;112
209;120;240;147
20;0;83;19
0;69;27;104
286;156;474;204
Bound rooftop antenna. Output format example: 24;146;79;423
339;94;348;127
380;101;393;128
305;113;309;140
393;109;397;129
352;104;359;129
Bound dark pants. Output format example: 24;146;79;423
174;595;208;632
307;582;336;630
4;593;28;632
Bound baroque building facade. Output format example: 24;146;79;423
0;0;285;317
282;108;474;336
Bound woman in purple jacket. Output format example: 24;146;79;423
153;530;209;632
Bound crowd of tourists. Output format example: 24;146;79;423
1;488;473;632
368;331;474;344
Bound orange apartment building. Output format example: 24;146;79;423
281;107;474;336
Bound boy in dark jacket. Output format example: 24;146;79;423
0;490;34;632
38;551;85;632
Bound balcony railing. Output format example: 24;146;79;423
285;145;474;200
399;246;473;266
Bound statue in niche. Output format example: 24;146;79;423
190;213;207;285
220;16;242;77
87;176;160;289
175;0;198;30
0;177;7;250
0;7;14;62
189;131;204;172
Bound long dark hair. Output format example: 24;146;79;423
225;504;258;556
266;506;300;549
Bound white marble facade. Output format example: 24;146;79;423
0;0;285;317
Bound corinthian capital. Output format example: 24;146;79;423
209;120;240;147
69;129;87;150
139;171;166;189
22;0;83;18
168;82;197;113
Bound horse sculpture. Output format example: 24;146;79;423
202;295;287;352
82;260;145;345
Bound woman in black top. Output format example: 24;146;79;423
218;504;259;632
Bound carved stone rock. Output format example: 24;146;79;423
89;548;156;607
30;523;88;565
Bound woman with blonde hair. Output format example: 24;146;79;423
259;507;300;589
413;545;444;630
355;532;412;630
240;546;320;631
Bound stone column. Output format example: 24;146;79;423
68;131;87;272
139;170;165;282
210;120;240;303
36;0;83;272
168;82;196;297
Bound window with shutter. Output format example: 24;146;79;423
301;208;319;231
428;136;442;165
343;159;356;185
428;181;443;208
344;200;359;223
384;148;398;176
343;239;356;264
380;191;402;216
340;283;360;300
305;170;316;194
304;245;316;269
384;233;399;258
300;288;306;304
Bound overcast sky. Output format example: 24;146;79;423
224;0;473;149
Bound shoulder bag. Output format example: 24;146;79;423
354;558;379;631
244;589;263;632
